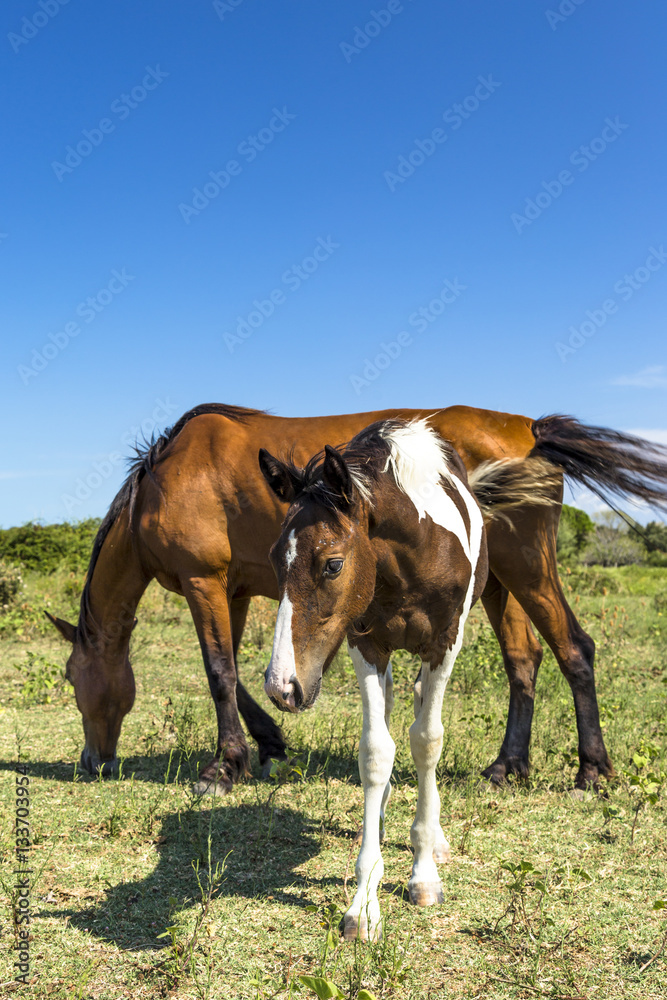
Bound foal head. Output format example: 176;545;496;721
259;442;378;712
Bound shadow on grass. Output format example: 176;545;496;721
46;802;322;952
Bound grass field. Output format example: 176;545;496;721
1;565;666;999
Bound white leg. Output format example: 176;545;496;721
379;659;394;842
414;664;449;863
344;647;395;942
408;650;458;905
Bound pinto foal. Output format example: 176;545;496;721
259;419;495;940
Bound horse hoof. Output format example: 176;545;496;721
408;881;444;907
260;759;275;780
192;778;230;797
340;915;380;943
432;843;451;863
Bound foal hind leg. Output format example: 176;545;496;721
481;572;543;784
182;576;250;795
231;597;287;777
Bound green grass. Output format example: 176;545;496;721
0;566;666;998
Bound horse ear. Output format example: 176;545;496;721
322;445;354;508
258;449;302;503
44;611;76;644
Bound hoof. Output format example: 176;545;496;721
408;881;443;907
80;750;118;778
260;759;276;780
192;778;230;797
432;843;451;863
340;914;380;943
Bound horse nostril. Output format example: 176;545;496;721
290;676;304;709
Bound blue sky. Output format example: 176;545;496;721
1;0;666;527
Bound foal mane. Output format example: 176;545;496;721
288;419;461;515
78;403;264;642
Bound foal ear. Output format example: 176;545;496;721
322;445;355;509
258;449;302;503
44;611;77;644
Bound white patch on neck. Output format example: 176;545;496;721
380;419;479;561
285;529;298;571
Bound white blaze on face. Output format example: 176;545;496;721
285;529;298;570
265;530;299;709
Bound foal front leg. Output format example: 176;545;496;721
408;655;455;905
414;667;450;864
344;647;395;942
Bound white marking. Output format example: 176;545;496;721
408;569;478;895
264;593;297;705
285;529;298;571
381;419;484;581
345;645;395;941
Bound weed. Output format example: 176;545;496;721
12;650;69;706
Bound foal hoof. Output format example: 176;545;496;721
432;843;451;863
340;914;380;943
408;881;444;907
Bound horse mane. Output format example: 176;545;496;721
288;419;462;515
78;403;264;642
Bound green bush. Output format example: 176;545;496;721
0;560;23;607
557;504;595;563
0;519;100;574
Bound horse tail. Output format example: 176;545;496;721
467;456;561;522
530;414;667;515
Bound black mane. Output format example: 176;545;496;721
78;403;264;642
286;420;404;513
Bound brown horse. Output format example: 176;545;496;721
47;403;667;793
259;417;492;939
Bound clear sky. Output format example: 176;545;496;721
2;0;666;527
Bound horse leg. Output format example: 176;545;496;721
413;665;450;862
379;658;394;843
343;647;395;942
181;576;249;795
489;511;612;789
408;645;462;907
480;572;543;784
230;597;287;777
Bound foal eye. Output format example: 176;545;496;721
324;558;344;576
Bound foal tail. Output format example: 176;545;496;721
530;414;667;515
467;415;667;521
468;456;561;521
